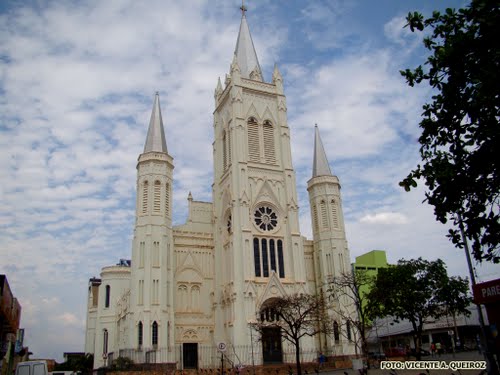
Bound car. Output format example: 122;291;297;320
368;352;386;360
410;348;431;357
384;347;407;357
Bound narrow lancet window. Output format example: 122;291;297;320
247;117;260;162
142;181;149;214
105;285;110;308
263;120;275;164
154;180;161;213
152;321;158;347
321;200;328;228
253;238;261;277
138;321;143;347
277;240;285;278
165;182;170;216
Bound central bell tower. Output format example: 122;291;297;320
212;8;308;348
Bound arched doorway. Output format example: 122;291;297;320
260;305;283;363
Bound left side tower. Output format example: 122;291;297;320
129;93;175;357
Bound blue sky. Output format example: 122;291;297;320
1;0;498;362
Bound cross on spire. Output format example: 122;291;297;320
240;0;247;16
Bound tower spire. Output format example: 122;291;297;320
234;3;262;80
312;124;332;177
143;92;168;153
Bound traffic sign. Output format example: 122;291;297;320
217;342;227;352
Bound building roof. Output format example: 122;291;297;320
143;92;168;153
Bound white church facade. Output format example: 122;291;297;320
85;9;355;370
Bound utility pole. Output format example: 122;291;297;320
458;214;499;375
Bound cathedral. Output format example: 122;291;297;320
84;9;355;370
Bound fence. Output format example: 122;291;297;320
107;345;348;369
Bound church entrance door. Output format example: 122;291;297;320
262;327;283;363
183;343;198;369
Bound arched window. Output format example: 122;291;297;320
178;285;188;311
139;241;145;268
138;322;143;347
222;130;228;170
142;181;149;214
152;241;160;267
227;124;232;166
253;238;285;278
191;285;200;311
103;329;108;354
269;239;276;272
263;120;275;164
331;199;339;228
333;321;340;343
320;200;328;228
105;285;110;308
138;280;144;305
277;240;285;278
152;321;158;347
247;117;260;162
253;238;261;277
261;238;269;277
154;180;161;213
346;320;352;341
152;279;159;304
312;204;319;232
260;307;279;322
165;182;170;217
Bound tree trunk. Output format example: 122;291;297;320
295;341;302;375
415;329;423;361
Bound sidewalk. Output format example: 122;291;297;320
320;351;489;375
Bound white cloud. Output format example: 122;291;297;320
1;0;497;363
384;15;418;47
360;212;409;225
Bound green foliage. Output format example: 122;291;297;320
399;0;500;263
54;354;94;374
110;357;133;371
367;258;470;359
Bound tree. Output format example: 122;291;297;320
437;276;472;344
327;270;375;361
54;353;94;374
252;293;329;375
399;0;500;263
367;258;470;361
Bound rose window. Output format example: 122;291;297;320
254;206;278;231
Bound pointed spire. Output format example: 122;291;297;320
273;63;283;93
230;53;241;75
234;6;262;80
143;92;168;153
272;63;282;82
312;124;332;177
215;77;223;98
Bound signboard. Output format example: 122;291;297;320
473;278;500;304
217;342;227;352
15;328;24;353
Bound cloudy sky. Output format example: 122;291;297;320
1;0;498;362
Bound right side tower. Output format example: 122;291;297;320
307;125;354;353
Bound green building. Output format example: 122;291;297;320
352;250;388;310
